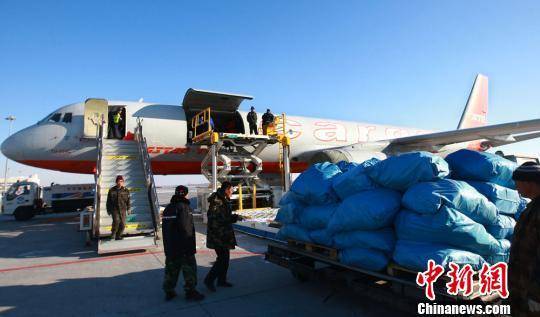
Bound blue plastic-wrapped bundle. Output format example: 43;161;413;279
484;239;511;263
333;228;395;254
309;229;333;246
279;190;300;206
402;179;498;226
298;204;338;230
445;149;517;188
392;240;487;271
339;247;389;271
336;161;358;173
365;151;449;191
290;162;342;205
275;203;301;224
328;188;401;233
467;181;521;215
277;224;312;243
332;158;379;200
486;215;516;240
394;207;503;255
275;192;305;224
515;198;530;220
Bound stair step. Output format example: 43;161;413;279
101;170;146;181
103;144;138;148
101;166;142;171
101;161;143;166
102;155;140;161
101;160;142;165
103;140;137;144
97;201;151;209
99;198;151;204
99;191;149;197
98;235;157;254
99;186;147;191
98;194;149;201
99;176;146;181
99;213;153;223
99;203;151;210
99;221;154;234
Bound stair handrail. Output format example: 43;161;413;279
134;118;161;232
93;115;105;238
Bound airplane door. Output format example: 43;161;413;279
83;98;108;138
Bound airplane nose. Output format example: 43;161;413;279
0;127;37;162
1;133;19;161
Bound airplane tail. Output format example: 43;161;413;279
457;74;488;129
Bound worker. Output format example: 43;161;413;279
204;182;244;291
261;108;274;135
106;175;130;240
120;108;127;137
162;185;205;302
508;161;540;316
111;109;123;139
196;115;215;134
247;106;258;135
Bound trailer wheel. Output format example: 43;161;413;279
13;207;36;221
291;269;310;282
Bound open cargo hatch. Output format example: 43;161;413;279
183;88;252;138
182;88;253;114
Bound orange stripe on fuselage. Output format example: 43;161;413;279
19;160;309;175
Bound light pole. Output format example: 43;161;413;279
2;115;16;195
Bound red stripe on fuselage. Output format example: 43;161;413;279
19;160;309;174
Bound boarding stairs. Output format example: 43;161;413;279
92;119;160;254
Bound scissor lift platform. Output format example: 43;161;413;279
191;107;291;195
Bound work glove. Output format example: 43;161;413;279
529;299;540;312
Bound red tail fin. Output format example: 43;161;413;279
458;74;488;129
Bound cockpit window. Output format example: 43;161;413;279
48;113;62;122
62;113;72;123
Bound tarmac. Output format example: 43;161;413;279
0;212;408;317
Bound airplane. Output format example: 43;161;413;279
2;74;540;180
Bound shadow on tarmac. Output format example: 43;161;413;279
0;253;410;317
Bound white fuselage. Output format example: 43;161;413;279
1;101;429;174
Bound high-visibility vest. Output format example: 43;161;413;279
113;113;121;124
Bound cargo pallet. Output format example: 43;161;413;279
265;241;507;315
287;239;338;260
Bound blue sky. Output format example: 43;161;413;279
1;0;539;185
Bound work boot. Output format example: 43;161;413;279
204;277;216;292
165;291;177;301
217;281;233;287
185;289;205;301
115;236;124;240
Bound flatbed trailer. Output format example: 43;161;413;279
265;241;508;315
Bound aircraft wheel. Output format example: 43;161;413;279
13;207;36;221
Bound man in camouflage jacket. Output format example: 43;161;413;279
204;182;243;291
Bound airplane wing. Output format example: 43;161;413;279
383;118;540;154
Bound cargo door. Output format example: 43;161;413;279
83;98;109;138
183;89;252;138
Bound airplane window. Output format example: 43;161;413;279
62;113;72;123
38;111;55;124
48;113;62;122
